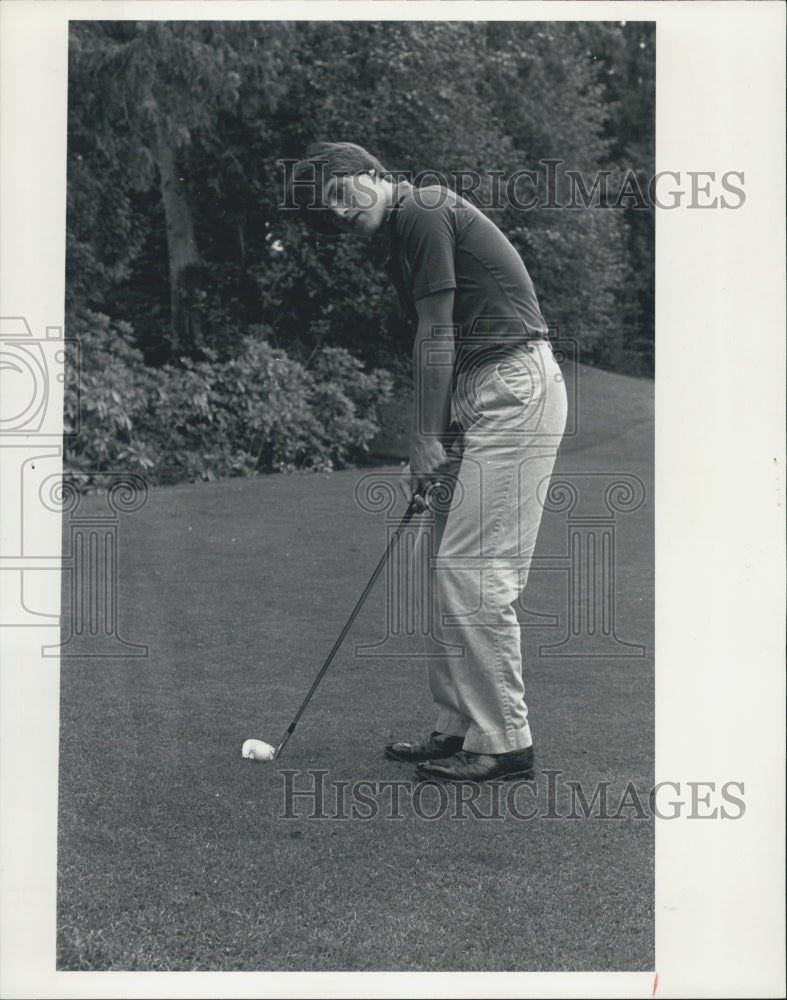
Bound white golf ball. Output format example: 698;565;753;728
242;739;276;762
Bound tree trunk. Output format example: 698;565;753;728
155;132;201;354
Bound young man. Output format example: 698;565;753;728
288;142;567;782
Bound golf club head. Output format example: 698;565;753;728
273;729;293;760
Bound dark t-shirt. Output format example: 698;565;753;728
385;181;548;367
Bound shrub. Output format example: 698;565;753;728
64;311;394;486
309;346;394;466
64;310;160;476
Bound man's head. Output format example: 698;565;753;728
287;142;394;238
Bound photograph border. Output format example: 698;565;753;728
1;2;784;998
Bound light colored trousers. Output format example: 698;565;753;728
415;340;567;754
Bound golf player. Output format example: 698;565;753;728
288;142;567;782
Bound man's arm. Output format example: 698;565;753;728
406;288;455;504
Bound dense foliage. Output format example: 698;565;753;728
65;310;392;483
66;19;654;483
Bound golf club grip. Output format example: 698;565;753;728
274;497;421;757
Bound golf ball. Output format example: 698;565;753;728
242;739;276;762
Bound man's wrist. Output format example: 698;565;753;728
410;430;447;451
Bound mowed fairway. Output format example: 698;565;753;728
57;362;654;971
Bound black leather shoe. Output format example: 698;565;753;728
415;746;535;782
384;731;464;763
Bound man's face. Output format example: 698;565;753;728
324;172;388;237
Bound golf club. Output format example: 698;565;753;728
243;493;425;762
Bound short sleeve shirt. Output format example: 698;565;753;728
385;181;548;364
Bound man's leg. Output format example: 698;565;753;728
412;435;470;742
423;343;567;754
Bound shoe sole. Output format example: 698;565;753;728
415;768;535;783
384;747;457;764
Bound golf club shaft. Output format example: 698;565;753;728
274;497;421;759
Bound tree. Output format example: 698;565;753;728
67;20;654;376
68;21;291;352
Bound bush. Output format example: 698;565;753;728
308;346;394;464
64;311;394;487
64;310;160;476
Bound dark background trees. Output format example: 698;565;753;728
66;19;654;484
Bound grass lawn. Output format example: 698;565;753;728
57;361;654;971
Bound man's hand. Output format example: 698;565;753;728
401;436;450;509
402;289;456;511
